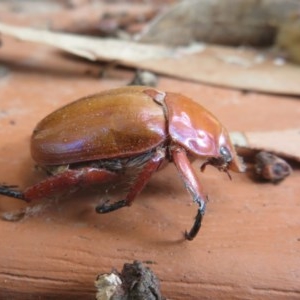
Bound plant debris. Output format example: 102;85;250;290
1;2;300;95
95;261;165;300
128;70;158;87
138;0;300;47
254;151;292;183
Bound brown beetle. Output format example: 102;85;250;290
0;86;244;240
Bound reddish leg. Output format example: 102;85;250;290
171;146;207;240
96;149;165;213
0;168;118;202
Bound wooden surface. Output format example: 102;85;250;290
0;5;300;300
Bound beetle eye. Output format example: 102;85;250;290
220;146;232;163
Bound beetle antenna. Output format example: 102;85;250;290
200;161;209;172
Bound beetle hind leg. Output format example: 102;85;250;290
0;168;119;203
96;149;165;214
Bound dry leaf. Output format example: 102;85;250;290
138;0;300;47
137;45;300;96
230;129;300;162
0;22;173;62
1;22;300;95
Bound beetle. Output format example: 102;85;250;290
0;86;244;240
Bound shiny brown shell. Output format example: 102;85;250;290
31;86;167;165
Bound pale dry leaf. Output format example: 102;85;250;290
1;22;300;95
230;129;300;162
138;0;300;47
0;22;173;62
136;44;300;96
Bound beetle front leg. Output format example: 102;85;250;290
171;147;207;240
96;149;165;214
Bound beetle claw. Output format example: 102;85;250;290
185;207;205;241
95;199;127;214
184;230;194;241
0;185;25;201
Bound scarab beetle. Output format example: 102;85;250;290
0;86;244;240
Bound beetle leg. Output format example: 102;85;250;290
96;149;165;214
171;147;207;240
0;185;24;200
0;168;118;202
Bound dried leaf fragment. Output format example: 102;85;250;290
138;0;300;47
95;261;164;300
254;151;292;183
0;22;173;62
95;273;122;300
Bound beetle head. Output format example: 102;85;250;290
200;130;245;177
